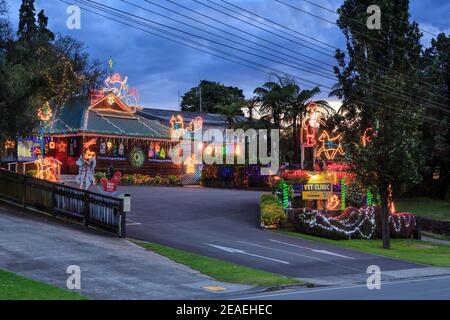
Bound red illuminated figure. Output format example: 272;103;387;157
302;102;326;147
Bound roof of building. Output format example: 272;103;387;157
44;94;171;140
137;108;247;126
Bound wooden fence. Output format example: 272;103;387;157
0;169;126;237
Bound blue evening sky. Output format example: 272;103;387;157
6;0;450;110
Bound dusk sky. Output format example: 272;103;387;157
7;0;450;110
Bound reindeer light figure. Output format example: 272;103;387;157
316;131;345;160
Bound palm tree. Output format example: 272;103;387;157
253;78;288;127
215;101;244;128
243;97;259;122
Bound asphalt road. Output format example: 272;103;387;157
232;275;450;300
124;186;434;284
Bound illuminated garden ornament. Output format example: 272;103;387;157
102;73;140;111
302;102;326;147
83;138;97;159
4;140;15;150
316;131;345;160
34;157;60;182
107;95;115;105
184;155;196;174
170;115;204;140
108;57;114;74
362;128;374;147
37;102;53;121
327;194;341;211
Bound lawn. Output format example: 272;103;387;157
396;197;450;220
137;241;301;287
0;269;87;300
278;231;450;268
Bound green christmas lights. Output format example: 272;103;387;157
367;190;373;206
340;178;347;211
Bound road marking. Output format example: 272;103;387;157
269;239;354;260
126;218;141;226
203;285;227;291
207;244;290;265
232;275;450;300
237;241;362;273
237;241;330;263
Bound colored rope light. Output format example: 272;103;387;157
280;181;290;209
37;102;53;121
367;190;373;206
327;194;341;211
302;102;326;147
316;131;345;160
340;178;347;211
362;128;374;147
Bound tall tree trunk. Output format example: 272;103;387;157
293;117;298;163
380;185;391;249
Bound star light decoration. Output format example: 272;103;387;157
108;95;115;105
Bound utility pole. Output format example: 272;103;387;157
199;85;203;113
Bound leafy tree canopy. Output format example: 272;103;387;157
181;80;245;113
334;0;425;248
0;0;105;141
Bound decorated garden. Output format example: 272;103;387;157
260;171;418;241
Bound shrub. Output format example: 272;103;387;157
167;175;181;185
260;194;286;227
95;172;106;183
152;175;169;185
261;194;279;206
26;170;38;178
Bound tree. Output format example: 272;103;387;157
0;0;11;47
40;36;105;118
334;0;425;248
253;76;290;127
17;0;37;42
0;0;104;143
181;80;245;113
421;33;450;200
215;101;244;128
243;97;259;122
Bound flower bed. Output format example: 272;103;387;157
293;206;417;240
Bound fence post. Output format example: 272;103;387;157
22;175;27;207
83;192;90;227
51;183;57;216
118;198;126;238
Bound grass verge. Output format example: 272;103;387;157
277;231;450;268
396;197;450;220
0;269;87;300
137;241;301;287
421;231;450;242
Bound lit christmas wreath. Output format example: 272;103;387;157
129;147;145;168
